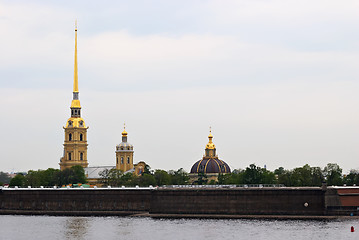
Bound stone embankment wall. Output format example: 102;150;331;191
150;188;326;215
1;186;358;216
0;188;151;216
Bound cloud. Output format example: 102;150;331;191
0;1;359;174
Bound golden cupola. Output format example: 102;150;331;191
206;129;216;150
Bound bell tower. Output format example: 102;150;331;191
59;22;89;170
116;124;134;172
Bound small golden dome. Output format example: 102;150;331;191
122;122;128;136
122;129;128;136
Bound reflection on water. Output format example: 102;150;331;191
0;215;359;240
65;217;89;240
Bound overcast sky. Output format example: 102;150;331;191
1;0;359;173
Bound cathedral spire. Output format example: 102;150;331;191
71;20;81;110
60;22;88;171
73;20;79;93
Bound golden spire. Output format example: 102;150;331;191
73;20;78;93
122;122;128;136
71;20;81;109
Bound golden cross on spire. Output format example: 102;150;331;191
124;122;126;130
209;126;212;133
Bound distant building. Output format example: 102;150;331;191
85;127;147;185
190;129;231;183
59;22;88;171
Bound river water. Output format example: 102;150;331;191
1;215;359;240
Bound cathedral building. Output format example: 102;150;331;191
190;129;231;182
59;23;89;170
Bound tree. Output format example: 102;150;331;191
169;168;190;185
195;172;208;185
154;170;171;186
99;168;111;186
71;165;87;184
0;172;10;184
138;173;156;187
9;174;26;187
243;164;262;184
120;172;136;186
58;166;87;186
291;164;313;186
310;167;324;186
323;163;342;186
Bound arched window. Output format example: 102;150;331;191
127;157;130;164
68;152;71;160
116;157;118;164
69;133;72;141
80;134;83;141
121;157;124;164
80;152;83;160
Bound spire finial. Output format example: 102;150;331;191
73;20;79;93
209;126;212;133
122;122;128;136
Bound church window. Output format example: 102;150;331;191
80;152;83;160
68;121;73;127
78;110;81;115
79;120;83;127
127;157;130;164
121;157;124;164
69;133;72;141
68;152;71;160
80;134;83;141
116;157;118;164
121;147;124;150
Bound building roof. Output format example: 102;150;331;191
190;158;231;174
85;166;115;179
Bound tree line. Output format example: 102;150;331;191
3;162;359;187
7;166;86;187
